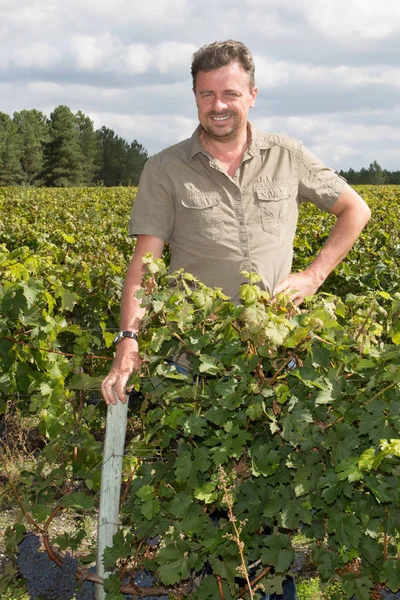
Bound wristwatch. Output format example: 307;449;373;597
113;330;139;345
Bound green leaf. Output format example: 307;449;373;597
342;576;372;600
103;573;126;599
61;492;94;510
102;531;134;569
194;482;217;503
57;287;80;311
381;559;400;591
68;373;104;390
199;354;221;375
261;534;295;573
392;331;400;345
335;456;364;482
141;498;160;520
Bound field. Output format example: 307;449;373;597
0;185;399;600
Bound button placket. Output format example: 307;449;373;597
234;189;252;269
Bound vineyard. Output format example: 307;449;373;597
0;185;399;600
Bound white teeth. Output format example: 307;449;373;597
213;115;230;121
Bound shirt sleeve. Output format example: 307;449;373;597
297;144;347;211
128;157;175;241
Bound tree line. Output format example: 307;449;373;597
1;107;399;188
338;160;400;185
0;106;149;187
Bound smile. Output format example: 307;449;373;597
211;115;231;121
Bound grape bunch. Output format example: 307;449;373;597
123;570;168;600
17;533;168;600
17;533;78;600
75;582;95;600
380;589;400;600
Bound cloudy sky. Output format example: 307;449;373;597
1;0;400;171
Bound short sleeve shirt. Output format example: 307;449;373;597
128;122;347;304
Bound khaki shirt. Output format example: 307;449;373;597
129;123;347;303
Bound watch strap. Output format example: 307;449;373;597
113;330;139;345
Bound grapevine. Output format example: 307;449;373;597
1;186;399;599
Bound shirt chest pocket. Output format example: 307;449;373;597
180;192;223;235
256;184;290;235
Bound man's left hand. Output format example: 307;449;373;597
273;270;320;306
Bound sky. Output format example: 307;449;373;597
1;0;400;171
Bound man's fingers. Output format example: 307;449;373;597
113;382;128;405
101;373;128;405
273;281;290;296
101;350;141;405
101;374;117;405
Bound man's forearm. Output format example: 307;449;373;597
101;235;165;405
274;185;370;304
304;185;371;287
119;235;165;332
119;260;148;332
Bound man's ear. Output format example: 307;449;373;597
193;87;199;106
250;86;258;108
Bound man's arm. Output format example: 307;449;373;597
101;234;165;405
273;184;371;305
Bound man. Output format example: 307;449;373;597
102;39;370;405
101;39;370;598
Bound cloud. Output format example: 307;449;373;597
0;0;399;169
305;0;400;41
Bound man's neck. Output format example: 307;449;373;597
199;123;250;162
199;124;250;179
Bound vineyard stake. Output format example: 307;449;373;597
95;395;129;600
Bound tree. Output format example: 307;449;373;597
75;111;101;185
0;112;23;185
95;127;149;187
13;109;49;185
367;160;388;185
388;170;400;184
95;127;128;186
43;106;84;187
126;140;149;186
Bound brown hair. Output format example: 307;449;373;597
191;40;255;90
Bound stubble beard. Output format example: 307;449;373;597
200;112;241;142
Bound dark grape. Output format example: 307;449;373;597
122;570;168;600
17;534;169;600
380;589;400;600
17;533;77;600
75;579;95;600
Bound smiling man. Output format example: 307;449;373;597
102;42;370;595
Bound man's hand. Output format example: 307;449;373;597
101;235;165;406
273;270;320;306
101;338;141;405
274;185;370;306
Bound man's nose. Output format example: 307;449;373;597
211;96;228;111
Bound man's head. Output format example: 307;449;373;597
191;41;257;143
191;40;255;91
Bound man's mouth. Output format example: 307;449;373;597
211;115;231;121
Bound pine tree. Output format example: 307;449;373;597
367;160;387;185
126;140;149;186
13;109;49;185
43;105;83;187
96;127;128;186
0;112;23;185
75;111;101;185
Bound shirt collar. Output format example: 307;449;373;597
187;121;273;161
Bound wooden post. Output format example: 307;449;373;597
95;396;129;600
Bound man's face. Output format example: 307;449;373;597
193;61;258;142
